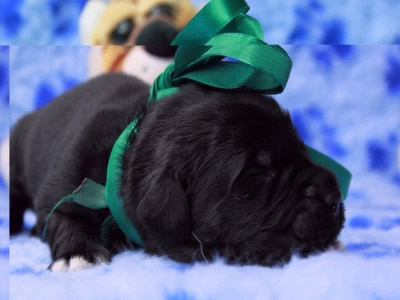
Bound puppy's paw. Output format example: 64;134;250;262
49;255;108;272
261;249;292;267
49;245;111;272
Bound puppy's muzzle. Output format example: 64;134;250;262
302;166;342;217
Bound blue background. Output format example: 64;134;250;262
1;0;400;44
8;45;400;299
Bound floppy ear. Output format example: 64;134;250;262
196;158;246;202
136;176;191;247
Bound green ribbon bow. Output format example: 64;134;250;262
43;0;351;248
149;0;292;103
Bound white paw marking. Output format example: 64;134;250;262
50;256;104;272
68;256;94;272
50;259;69;272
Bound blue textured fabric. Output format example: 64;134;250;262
1;0;400;44
10;46;89;125
0;46;9;300
9;45;400;299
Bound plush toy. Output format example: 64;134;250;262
79;0;198;84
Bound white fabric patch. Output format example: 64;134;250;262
122;47;173;85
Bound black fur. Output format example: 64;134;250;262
10;73;345;268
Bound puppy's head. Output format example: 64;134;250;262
123;83;345;266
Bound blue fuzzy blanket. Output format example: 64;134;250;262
1;0;400;44
9;44;400;299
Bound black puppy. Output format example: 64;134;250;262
10;73;344;271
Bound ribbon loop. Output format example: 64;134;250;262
172;0;250;46
150;0;292;101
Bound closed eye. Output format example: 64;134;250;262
304;186;317;198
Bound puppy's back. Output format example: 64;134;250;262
10;74;150;230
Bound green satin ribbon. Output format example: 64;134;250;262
149;0;292;104
42;178;108;241
104;117;144;246
43;0;351;247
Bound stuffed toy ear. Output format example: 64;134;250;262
79;0;108;44
92;1;137;44
136;176;191;247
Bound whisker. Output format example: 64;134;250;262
192;231;209;262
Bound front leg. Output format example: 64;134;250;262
37;202;112;272
146;233;293;267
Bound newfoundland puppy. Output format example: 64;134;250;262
10;73;344;271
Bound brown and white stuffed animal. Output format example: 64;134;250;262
80;0;198;84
